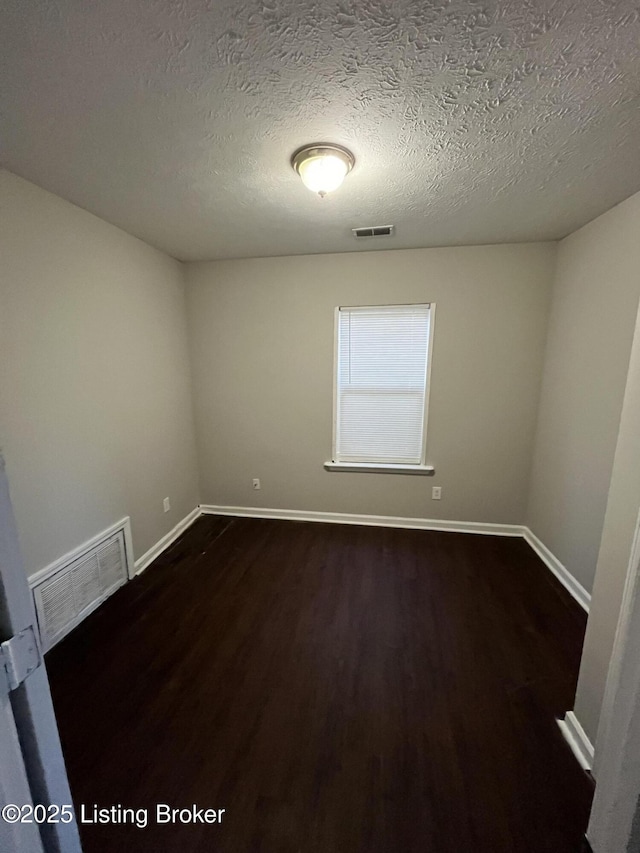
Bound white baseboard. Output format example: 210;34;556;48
523;528;591;612
199;504;525;537
134;507;201;575
558;711;594;771
199;506;590;613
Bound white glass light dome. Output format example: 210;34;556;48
291;144;355;197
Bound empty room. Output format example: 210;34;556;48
2;2;640;852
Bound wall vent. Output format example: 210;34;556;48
30;519;133;650
352;225;395;238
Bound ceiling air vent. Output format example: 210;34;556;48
352;225;395;239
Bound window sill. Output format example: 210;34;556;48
324;462;435;475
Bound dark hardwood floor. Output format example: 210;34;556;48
46;516;593;852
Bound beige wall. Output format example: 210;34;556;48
186;244;554;523
0;170;200;576
584;300;640;840
575;291;640;747
526;191;640;595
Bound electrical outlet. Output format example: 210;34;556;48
252;478;261;490
163;497;171;513
431;486;442;500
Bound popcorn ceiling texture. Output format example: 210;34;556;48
2;0;640;260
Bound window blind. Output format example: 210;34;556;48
335;304;431;465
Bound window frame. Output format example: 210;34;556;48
328;302;436;474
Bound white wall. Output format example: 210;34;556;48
0;170;200;577
186;244;555;523
526;191;640;595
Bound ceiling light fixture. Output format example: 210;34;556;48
291;144;355;197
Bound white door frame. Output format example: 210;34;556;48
0;672;45;852
0;452;82;853
587;505;640;852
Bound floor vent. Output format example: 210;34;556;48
352;225;394;238
31;519;133;650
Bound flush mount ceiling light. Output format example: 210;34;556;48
291;144;355;197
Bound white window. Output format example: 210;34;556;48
330;303;433;471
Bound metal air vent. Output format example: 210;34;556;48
352;225;395;239
31;522;132;650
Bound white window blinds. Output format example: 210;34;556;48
334;304;431;465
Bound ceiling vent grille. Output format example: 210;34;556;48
31;524;131;650
352;225;395;239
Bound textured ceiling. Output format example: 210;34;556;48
2;0;640;261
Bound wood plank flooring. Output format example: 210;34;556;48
46;516;593;852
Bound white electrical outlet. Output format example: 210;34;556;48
431;486;442;500
252;478;261;490
163;497;171;513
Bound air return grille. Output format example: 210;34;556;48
31;522;131;650
352;225;395;238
